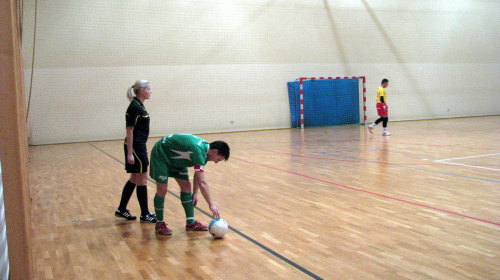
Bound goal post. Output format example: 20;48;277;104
287;76;366;129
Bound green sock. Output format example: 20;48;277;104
154;194;165;223
180;192;195;225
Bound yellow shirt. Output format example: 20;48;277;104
376;86;386;104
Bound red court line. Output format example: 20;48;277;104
257;148;448;166
233;157;500;227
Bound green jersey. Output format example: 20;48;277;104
154;134;209;169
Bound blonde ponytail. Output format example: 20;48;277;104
126;86;134;102
127;80;149;102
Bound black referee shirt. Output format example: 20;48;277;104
125;97;150;144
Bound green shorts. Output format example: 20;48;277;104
150;142;190;184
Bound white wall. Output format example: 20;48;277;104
22;0;500;145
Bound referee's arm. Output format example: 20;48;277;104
126;126;135;164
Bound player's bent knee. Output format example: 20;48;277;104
156;184;168;197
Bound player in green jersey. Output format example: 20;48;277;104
149;134;230;235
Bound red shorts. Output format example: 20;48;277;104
376;103;388;117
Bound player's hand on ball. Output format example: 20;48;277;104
210;205;220;219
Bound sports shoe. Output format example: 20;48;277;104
382;132;392;136
368;126;374;134
115;209;136;220
186;220;208;231
155;221;172;235
140;212;157;223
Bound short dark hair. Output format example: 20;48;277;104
210;141;230;160
381;79;389;84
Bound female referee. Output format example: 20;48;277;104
115;80;157;223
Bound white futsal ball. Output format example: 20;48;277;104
209;218;228;238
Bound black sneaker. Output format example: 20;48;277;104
140;212;157;223
115;209;136;220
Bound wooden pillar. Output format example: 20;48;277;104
0;0;33;279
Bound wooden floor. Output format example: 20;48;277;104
28;116;500;280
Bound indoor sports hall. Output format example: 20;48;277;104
1;1;499;280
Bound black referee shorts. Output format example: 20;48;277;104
124;141;149;173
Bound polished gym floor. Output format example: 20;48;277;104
29;116;500;279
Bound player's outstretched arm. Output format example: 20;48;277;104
194;171;220;219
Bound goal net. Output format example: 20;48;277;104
287;77;366;129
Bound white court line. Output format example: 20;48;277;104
435;153;500;172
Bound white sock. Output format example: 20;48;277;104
383;128;387;133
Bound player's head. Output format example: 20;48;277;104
209;141;230;162
127;80;150;101
381;79;389;88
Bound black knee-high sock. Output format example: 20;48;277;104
136;185;149;216
118;181;136;211
382;117;388;128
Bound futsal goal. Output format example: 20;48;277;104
287;76;366;129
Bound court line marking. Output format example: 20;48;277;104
89;143;324;280
259;148;446;166
258;148;500;184
233;157;500;227
437;153;500;161
435;153;500;172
